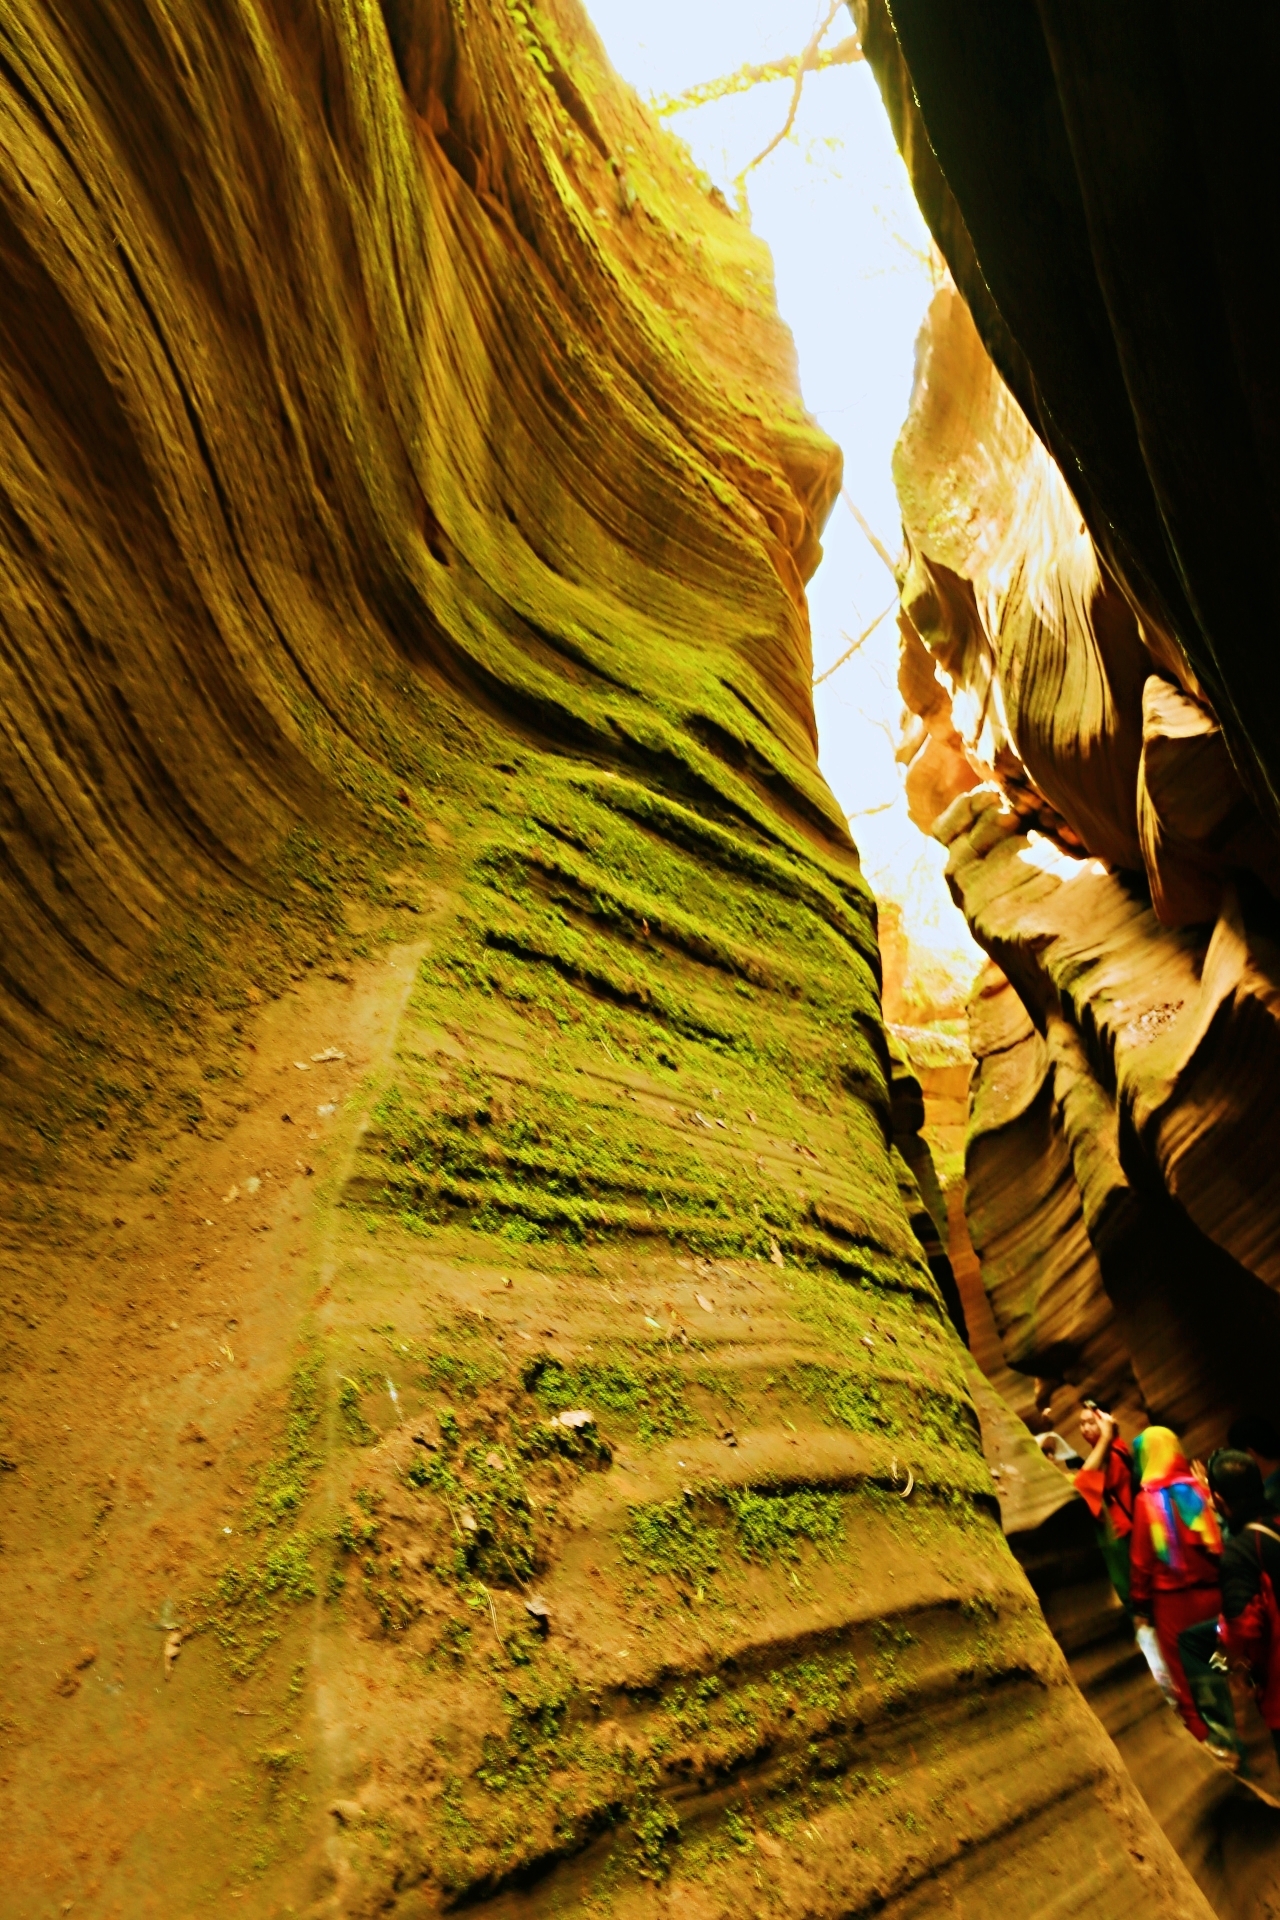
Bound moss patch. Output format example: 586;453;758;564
623;1484;846;1594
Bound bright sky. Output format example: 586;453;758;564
585;0;981;990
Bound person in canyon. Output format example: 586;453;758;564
1035;1430;1083;1469
1227;1415;1280;1511
1209;1450;1280;1765
1073;1401;1136;1608
1129;1427;1225;1742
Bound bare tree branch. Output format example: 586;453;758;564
812;598;895;686
651;33;863;119
841;490;898;577
738;0;850;183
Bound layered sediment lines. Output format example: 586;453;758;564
0;0;837;1160
940;789;1280;1453
0;2;1207;1916
854;0;1280;828
876;231;1280;1911
861;28;1280;1908
886;277;1280;1455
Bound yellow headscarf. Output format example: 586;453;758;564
1133;1425;1221;1562
1133;1425;1184;1486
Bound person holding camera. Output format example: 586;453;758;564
1073;1401;1136;1607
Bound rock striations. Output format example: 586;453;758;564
880;228;1280;1916
0;3;1212;1918
856;0;1280;830
888;279;1280;1456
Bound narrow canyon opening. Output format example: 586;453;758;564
2;4;1280;1917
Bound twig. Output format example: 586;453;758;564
652;34;862;118
477;1582;502;1642
739;0;845;182
812;600;895;685
841;490;898;578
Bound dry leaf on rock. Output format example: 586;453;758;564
525;1596;551;1634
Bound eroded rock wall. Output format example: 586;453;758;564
883;277;1280;1904
941;786;1280;1454
0;0;838;1165
864;33;1280;1902
965;962;1140;1420
887;282;1280;1454
0;3;1210;1917
855;0;1280;832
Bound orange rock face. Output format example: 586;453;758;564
964;960;1140;1418
893;285;1149;867
937;787;1280;1452
885;273;1280;1915
888;284;1280;1421
0;4;1221;1916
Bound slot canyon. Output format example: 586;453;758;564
2;0;1279;1914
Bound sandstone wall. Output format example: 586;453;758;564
0;3;1212;1916
888;283;1280;1453
857;19;1280;1905
880;270;1280;1910
854;0;1280;831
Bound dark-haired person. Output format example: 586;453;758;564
1227;1415;1280;1512
1073;1402;1135;1607
1209;1449;1280;1764
1129;1427;1224;1741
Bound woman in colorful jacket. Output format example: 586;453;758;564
1128;1426;1224;1741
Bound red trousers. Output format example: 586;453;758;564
1153;1585;1221;1740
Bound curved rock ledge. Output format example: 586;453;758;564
940;788;1280;1359
879;204;1280;1914
0;1;1212;1915
885;274;1280;1453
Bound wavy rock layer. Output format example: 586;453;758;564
887;279;1280;1448
0;2;1209;1916
965;962;1140;1418
940;790;1280;1456
854;0;1280;829
0;0;839;1163
892;283;1148;870
880;241;1280;1911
